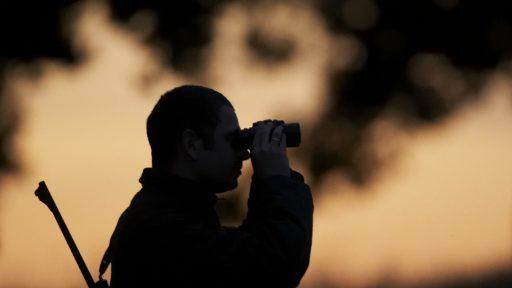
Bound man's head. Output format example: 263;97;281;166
147;85;249;192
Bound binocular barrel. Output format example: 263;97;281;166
236;122;301;150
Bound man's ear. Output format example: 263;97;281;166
181;129;204;161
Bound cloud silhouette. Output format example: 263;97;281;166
1;0;512;187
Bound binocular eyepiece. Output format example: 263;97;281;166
235;121;301;150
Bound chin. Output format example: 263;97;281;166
214;179;238;194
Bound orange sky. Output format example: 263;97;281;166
0;2;511;287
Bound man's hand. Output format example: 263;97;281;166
250;120;291;179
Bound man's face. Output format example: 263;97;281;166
196;105;249;192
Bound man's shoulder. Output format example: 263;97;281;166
119;202;191;234
112;188;218;249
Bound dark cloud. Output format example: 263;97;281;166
108;0;229;74
1;0;512;188
0;0;81;176
307;0;512;185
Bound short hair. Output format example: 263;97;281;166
147;85;234;167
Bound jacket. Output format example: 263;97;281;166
108;167;313;287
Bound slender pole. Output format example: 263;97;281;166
35;181;96;288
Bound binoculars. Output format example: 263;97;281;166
235;121;301;150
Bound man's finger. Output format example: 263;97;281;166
252;124;262;150
260;122;273;148
253;121;271;149
252;119;272;127
279;132;287;150
270;125;284;147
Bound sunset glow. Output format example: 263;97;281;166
0;2;511;287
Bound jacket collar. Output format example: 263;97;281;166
138;167;218;210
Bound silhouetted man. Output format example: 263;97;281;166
103;85;313;287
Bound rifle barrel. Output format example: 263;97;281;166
35;181;96;288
